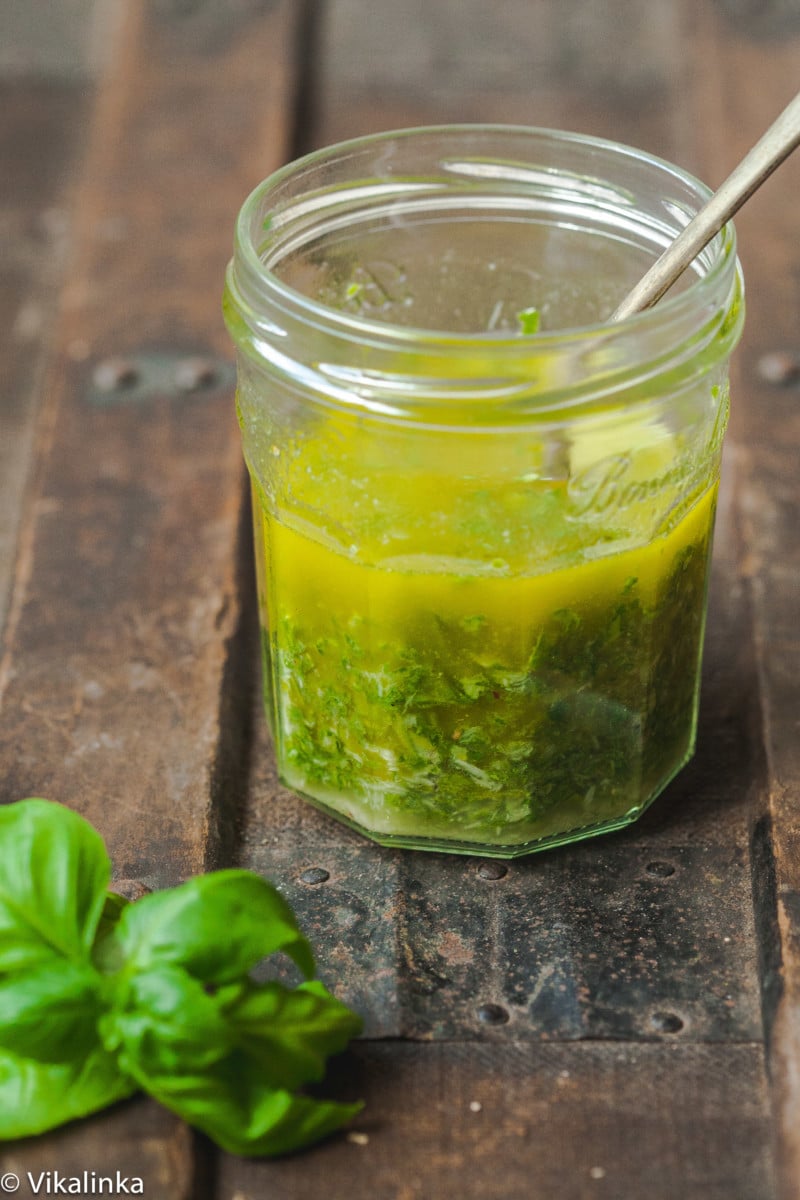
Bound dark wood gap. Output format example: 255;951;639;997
204;468;259;873
189;1129;221;1200
751;812;784;1058
290;0;326;157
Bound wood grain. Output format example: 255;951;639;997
679;7;800;1196
228;0;781;1195
2;1099;198;1200
316;0;686;156
0;0;797;1194
0;0;303;1189
0;0;301;879
0;81;90;634
219;1042;776;1200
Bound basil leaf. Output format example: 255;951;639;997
101;966;234;1074
95;891;129;944
129;1049;362;1157
0;961;104;1062
111;870;315;982
0;1046;136;1140
219;979;363;1091
92;892;130;973
0;802;361;1155
0;799;110;971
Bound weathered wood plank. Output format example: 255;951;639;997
316;0;685;156
678;7;800;1197
0;0;301;879
229;1;777;1196
1;0;787;1194
0;0;105;79
1;1100;197;1200
220;1042;776;1200
0;0;303;1188
0;81;90;635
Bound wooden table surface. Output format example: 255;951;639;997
1;1;799;1197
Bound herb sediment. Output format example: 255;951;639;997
265;504;713;844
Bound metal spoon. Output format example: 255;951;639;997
610;89;800;322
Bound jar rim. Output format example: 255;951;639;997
225;124;743;420
230;123;737;344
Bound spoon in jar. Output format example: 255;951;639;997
609;89;800;322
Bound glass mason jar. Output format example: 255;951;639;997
223;125;743;858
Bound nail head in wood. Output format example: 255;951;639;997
651;1011;684;1033
646;860;676;878
174;356;219;392
476;861;508;880
756;350;800;386
477;1003;510;1025
92;358;139;392
299;867;330;885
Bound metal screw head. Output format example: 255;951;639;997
757;351;800;386
93;358;139;392
477;1003;510;1026
476;861;508;881
174;356;219;392
650;1011;684;1034
299;867;330;885
646;860;676;878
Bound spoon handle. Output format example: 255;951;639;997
610;89;800;322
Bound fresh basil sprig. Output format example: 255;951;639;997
0;799;363;1155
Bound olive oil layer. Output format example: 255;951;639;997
253;480;715;848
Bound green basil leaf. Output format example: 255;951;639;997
95;892;130;944
101;966;234;1075
111;870;315;982
92;892;130;973
0;799;111;971
129;1049;362;1157
0;1046;136;1140
219;979;363;1091
0;961;104;1062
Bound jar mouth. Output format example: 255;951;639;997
225;124;743;418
